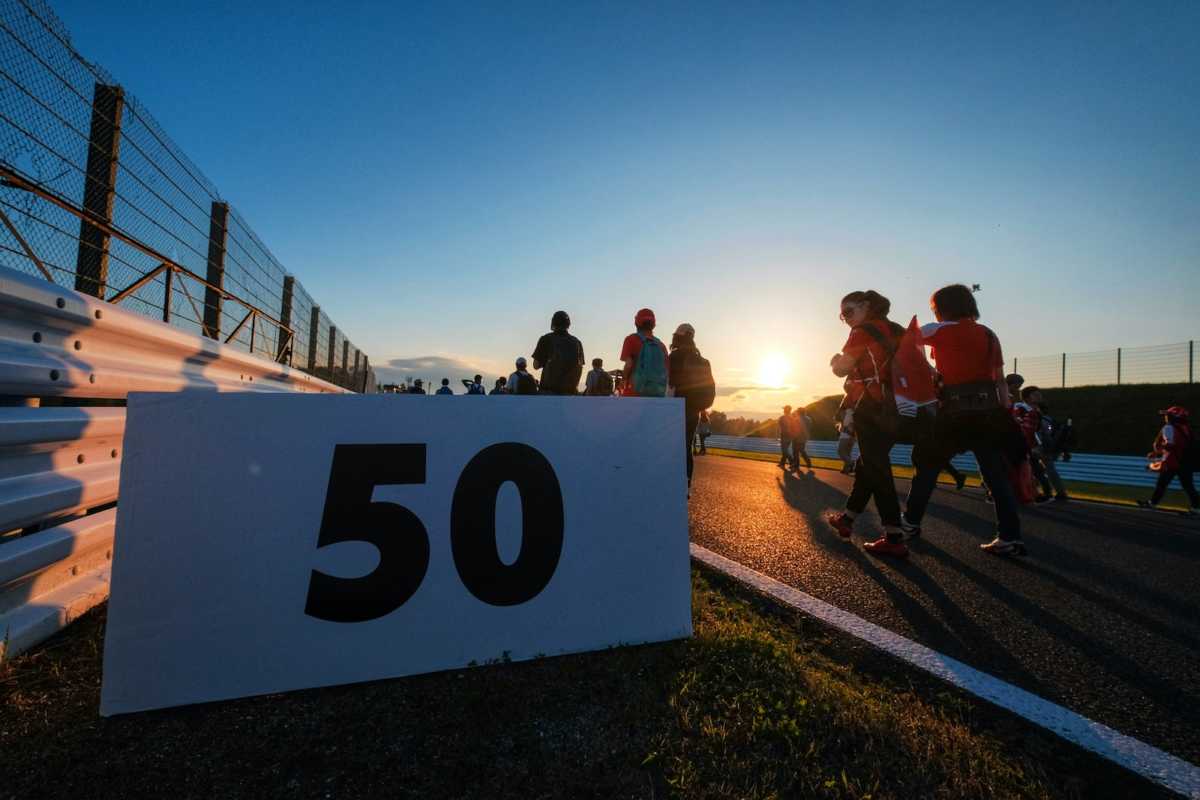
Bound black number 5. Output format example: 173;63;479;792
305;444;430;622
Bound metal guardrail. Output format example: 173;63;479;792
705;435;1159;488
0;265;346;660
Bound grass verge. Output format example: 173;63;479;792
0;568;1166;799
704;447;1196;512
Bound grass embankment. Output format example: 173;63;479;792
705;447;1196;512
1;569;1164;799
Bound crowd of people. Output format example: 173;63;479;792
381;309;717;491
379;289;1199;550
821;283;1198;561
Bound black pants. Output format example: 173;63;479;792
845;410;901;526
685;410;700;485
906;410;1022;541
790;438;812;470
1151;467;1199;507
778;438;789;466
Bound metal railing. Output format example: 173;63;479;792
0;0;374;392
1010;341;1196;389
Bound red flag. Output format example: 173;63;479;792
893;316;938;403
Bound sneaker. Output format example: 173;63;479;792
1136;500;1156;510
955;474;966;491
863;536;909;557
824;511;855;540
981;537;1027;557
1053;494;1070;503
900;517;921;539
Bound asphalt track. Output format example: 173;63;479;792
687;455;1200;766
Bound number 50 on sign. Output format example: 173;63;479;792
101;395;692;715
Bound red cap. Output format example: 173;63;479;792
1159;405;1190;419
634;308;656;327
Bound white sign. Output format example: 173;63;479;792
100;394;692;715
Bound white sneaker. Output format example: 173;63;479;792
981;537;1027;557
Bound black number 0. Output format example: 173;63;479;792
305;442;564;621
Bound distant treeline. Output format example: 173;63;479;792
710;383;1200;456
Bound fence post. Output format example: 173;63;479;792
361;355;370;393
1061;353;1066;388
307;306;320;373
1014;357;1018;375
353;348;361;389
341;340;350;387
161;267;173;323
277;276;294;364
326;325;336;379
202;201;229;339
1190;341;1194;384
75;84;124;298
1116;347;1122;385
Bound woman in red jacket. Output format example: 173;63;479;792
824;290;910;556
905;284;1026;556
1138;406;1199;514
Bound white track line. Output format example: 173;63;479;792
691;543;1200;799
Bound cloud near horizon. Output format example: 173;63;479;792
375;355;508;387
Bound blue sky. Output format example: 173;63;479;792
52;1;1200;411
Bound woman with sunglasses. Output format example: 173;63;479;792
825;290;912;556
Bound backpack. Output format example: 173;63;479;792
539;333;583;394
632;334;668;397
675;350;716;410
467;383;486;395
589;369;614;396
514;371;538;395
855;321;904;435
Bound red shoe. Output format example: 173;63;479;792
824;511;855;539
863;536;909;558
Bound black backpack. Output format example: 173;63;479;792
514;371;539;395
676;350;716;411
539;334;583;394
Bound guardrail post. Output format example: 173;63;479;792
1116;347;1121;385
341;340;350;387
326;325;336;379
202;201;228;339
352;348;361;389
75;84;124;298
307;306;320;373
1061;353;1066;388
161;266;173;322
277;276;294;364
1013;357;1018;375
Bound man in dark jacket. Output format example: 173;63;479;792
532;311;585;395
668;323;715;492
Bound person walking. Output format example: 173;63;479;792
436;378;454;395
777;405;794;469
667;322;716;492
508;357;539;395
824;290;909;555
791;407;814;473
532;311;585;395
1138;406;1199;514
584;358;614;396
902;284;1027;556
696;411;711;454
836;407;856;474
620;308;669;397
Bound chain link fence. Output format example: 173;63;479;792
1011;341;1197;389
0;0;374;392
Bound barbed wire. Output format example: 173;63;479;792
0;0;369;391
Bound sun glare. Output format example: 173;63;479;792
757;353;790;387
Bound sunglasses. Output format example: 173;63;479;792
839;304;863;321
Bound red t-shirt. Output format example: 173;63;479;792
841;320;897;405
620;332;664;395
920;319;1003;386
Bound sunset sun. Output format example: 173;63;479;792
756;353;790;387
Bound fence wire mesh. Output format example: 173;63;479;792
1012;341;1197;388
0;0;371;391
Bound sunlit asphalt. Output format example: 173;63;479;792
688;454;1200;763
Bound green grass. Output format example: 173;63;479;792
704;447;1196;512
0;569;1165;799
